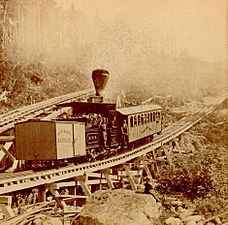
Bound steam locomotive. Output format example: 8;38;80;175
15;69;162;168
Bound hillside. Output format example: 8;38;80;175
1;50;226;115
156;105;228;223
0;53;90;114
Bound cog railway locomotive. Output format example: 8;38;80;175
15;69;162;169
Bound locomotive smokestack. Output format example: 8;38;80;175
92;69;109;96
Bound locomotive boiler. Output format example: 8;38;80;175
15;69;162;168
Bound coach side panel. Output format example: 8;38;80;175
127;109;162;143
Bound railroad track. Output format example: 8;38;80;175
0;88;93;134
0;95;226;195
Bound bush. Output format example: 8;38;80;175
194;196;228;218
156;155;216;200
156;111;227;216
195;112;228;148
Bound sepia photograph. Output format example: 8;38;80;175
0;0;227;224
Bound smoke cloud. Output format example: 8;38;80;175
7;0;227;101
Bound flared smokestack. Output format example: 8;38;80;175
92;69;110;96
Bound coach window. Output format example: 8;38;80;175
158;111;161;119
153;112;156;121
138;115;141;125
130;116;134;127
141;114;144;124
134;115;137;127
150;112;152;122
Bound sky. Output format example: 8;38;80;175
54;0;227;62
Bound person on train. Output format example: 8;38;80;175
88;148;96;162
100;118;108;148
121;120;128;147
111;117;117;128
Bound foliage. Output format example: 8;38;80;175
194;110;228;148
156;154;216;200
0;51;90;114
0;52;45;112
156;110;228;216
193;196;228;218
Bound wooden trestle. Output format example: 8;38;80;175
0;95;226;219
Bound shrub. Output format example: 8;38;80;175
156;111;227;216
156;156;216;200
194;196;228;218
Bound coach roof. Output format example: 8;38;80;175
116;104;161;116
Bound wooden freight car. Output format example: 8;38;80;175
15;120;86;160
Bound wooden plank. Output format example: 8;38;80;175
124;165;137;191
163;145;173;165
142;160;156;188
74;176;92;197
0;204;15;219
61;195;87;200
45;179;112;189
48;186;60;197
88;172;118;179
5;160;19;172
0;196;12;205
0;142;14;161
0;136;14;143
101;169;114;189
52;196;67;210
78;180;92;198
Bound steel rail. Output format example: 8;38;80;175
0;88;94;133
0;96;226;195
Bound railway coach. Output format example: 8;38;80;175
116;104;162;145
